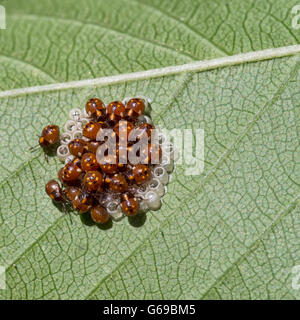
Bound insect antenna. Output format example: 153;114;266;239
62;200;73;225
29;144;40;152
29;135;41;152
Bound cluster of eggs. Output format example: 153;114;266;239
44;97;174;225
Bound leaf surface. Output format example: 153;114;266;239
1;0;300;89
0;0;300;300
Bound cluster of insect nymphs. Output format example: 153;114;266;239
38;97;175;225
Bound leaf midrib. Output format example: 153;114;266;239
0;45;299;100
3;52;299;299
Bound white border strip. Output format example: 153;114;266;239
1;45;300;99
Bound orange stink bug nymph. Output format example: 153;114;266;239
30;125;60;161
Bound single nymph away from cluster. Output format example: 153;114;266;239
38;97;175;226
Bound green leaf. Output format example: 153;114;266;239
0;0;300;300
1;0;300;90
